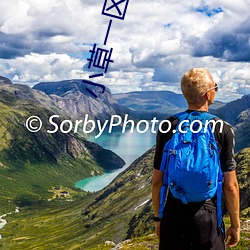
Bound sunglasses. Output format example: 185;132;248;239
203;83;218;95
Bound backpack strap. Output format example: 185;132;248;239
217;169;223;231
200;112;217;120
174;111;189;122
158;143;171;219
201;112;223;230
200;112;223;229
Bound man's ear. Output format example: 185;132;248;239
204;92;209;100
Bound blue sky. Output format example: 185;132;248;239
0;0;249;102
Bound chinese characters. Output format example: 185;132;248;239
86;0;130;98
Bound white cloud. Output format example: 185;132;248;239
0;53;88;85
0;0;249;101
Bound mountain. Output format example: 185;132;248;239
0;79;124;212
78;147;250;248
33;79;124;122
209;100;225;110
1;146;249;249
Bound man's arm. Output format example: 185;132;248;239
223;170;240;248
152;169;163;239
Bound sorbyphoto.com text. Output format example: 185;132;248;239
25;114;224;138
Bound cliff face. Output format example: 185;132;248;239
33;79;124;122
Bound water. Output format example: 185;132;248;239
75;129;156;192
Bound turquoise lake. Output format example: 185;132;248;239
75;129;156;192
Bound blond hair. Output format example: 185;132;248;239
181;68;214;104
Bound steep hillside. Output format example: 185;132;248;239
33;79;124;122
235;148;250;214
1;147;249;249
234;109;250;152
0;82;124;212
214;94;250;125
210;94;250;152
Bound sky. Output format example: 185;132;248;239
0;0;249;102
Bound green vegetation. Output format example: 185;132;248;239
0;84;122;214
0;198;89;250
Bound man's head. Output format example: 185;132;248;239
181;68;217;106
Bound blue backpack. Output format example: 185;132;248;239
158;111;223;228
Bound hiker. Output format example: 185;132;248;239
152;68;240;249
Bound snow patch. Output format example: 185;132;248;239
134;199;150;210
138;185;145;190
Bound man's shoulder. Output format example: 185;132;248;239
211;116;234;134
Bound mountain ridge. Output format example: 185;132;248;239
33;79;124;123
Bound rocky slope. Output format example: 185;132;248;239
213;94;250;126
0;78;124;212
234;108;250;152
210;94;250;152
33;79;124;122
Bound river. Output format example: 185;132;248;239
75;129;156;192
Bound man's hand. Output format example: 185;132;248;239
155;221;161;239
225;225;240;248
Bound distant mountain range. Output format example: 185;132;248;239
114;90;225;119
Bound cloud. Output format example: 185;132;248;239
192;18;250;62
0;53;88;86
0;0;249;101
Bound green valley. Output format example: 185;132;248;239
0;82;124;214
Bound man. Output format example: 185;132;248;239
152;68;240;249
